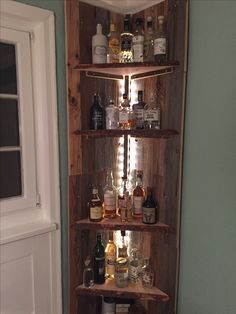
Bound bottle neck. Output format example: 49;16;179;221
136;176;142;186
97;234;102;244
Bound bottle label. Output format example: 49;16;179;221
108;38;120;62
135;108;144;128
90;206;102;220
93;45;107;63
142;207;156;224
91;111;103;129
105;107;118;129
129;264;139;283
104;193;116;211
154;38;166;55
144;109;159;121
121;39;132;51
133;35;144;62
119;111;129;123
133;196;143;215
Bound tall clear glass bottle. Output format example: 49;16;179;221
143;16;155;62
142;258;154;288
129;248;143;284
105;99;118;130
144;93;160;129
132;18;144;62
93;233;105;284
154;16;167;63
120;15;133;63
103;169;117;219
105;231;117;280
132;171;145;219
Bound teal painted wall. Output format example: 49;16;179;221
16;1;68;313
178;1;236;314
15;0;236;313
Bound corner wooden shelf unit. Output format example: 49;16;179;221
65;0;188;313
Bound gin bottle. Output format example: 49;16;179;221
142;258;154;288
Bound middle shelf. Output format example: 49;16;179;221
75;217;173;233
74;129;179;138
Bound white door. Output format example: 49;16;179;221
0;2;62;314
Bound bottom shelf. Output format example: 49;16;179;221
76;280;169;302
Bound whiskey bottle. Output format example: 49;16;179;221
93;233;105;284
132;18;144;62
90;93;104;130
92;24;107;64
118;230;128;258
89;187;103;222
103;169;117;219
154;16;167;63
118;94;134;130
132;171;145;219
105;231;117;280
105;99;118;130
132;90;146;129
143;16;155;62
107;23;120;63
142;187;157;224
144;93;160;129
120;15;133;63
117;176;130;217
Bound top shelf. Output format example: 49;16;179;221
74;62;179;80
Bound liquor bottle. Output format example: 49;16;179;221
92;23;107;64
118;94;134;130
107;23;120;63
103;169;117;219
143;16;155;62
154;16;167;63
132;90;146;129
90;93;104;130
132;18;144;62
89;187;103;222
144;93;160;129
93;233;105;284
118;230;128;258
105;231;117;280
133;170;145;219
120;15;133;63
142;257;154;288
102;297;116;314
83;256;94;287
142;187;157;224
117;176;129;217
105;99;118;129
129;248;142;284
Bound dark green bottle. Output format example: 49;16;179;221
90;93;103;130
93;233;105;284
142;187;158;224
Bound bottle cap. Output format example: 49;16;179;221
92;188;98;194
158;16;165;23
96;23;103;33
110;23;115;32
135;17;144;26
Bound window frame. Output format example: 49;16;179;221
0;0;60;233
0;27;37;213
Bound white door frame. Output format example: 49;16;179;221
0;1;62;313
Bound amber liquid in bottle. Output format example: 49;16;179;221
132;171;145;219
105;231;117;280
89;188;103;222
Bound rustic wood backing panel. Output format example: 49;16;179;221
66;0;82;175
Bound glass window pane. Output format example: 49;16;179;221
0;151;22;199
0;42;17;94
0;98;19;147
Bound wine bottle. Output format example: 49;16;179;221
93;233;105;284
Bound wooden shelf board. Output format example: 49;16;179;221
74;129;179;138
74;62;179;80
76;280;169;301
75;217;172;232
